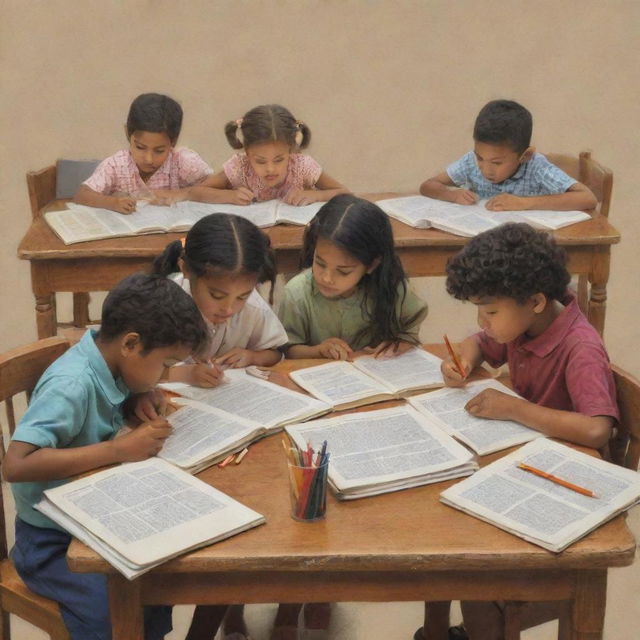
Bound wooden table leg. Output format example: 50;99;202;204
35;293;56;339
572;570;607;640
73;292;91;327
108;574;144;640
588;246;610;337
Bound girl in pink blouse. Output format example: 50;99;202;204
204;104;348;206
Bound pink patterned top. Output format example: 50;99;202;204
83;147;213;195
223;152;322;201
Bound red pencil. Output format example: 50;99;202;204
443;334;466;378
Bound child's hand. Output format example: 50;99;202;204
282;188;317;206
365;341;414;359
186;362;225;387
214;348;253;369
485;194;527;211
114;196;136;214
149;189;186;206
113;418;172;462
465;388;521;420
131;388;169;422
317;338;353;361
450;189;478;205
229;187;254;205
441;357;471;387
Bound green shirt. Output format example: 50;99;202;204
279;269;428;350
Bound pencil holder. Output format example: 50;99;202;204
287;457;329;522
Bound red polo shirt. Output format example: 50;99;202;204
474;295;619;419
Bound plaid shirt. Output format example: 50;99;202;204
83;147;213;195
447;151;576;199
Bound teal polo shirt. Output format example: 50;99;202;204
11;330;129;530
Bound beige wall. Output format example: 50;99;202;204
2;1;638;374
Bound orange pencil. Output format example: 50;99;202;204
517;462;597;498
443;334;466;378
218;454;235;469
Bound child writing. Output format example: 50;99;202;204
201;103;348;206
419;99;597;212
413;222;618;640
74;92;215;213
3;273;209;640
280;193;428;360
153;212;288;387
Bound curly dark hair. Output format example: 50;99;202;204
98;273;209;354
446;223;570;304
473;99;532;154
126;93;183;144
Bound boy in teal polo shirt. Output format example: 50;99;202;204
3;273;208;640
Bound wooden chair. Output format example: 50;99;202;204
0;337;71;639
27;166;92;328
502;363;640;640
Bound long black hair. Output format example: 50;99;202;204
153;213;277;302
300;194;421;346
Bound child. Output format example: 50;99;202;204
419;99;597;212
153;212;287;387
280;193;428;360
74;93;215;213
3;273;209;640
201;103;348;206
414;222;618;640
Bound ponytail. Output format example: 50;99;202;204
152;240;183;276
296;121;311;149
224;119;244;149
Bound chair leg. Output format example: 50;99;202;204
0;608;11;640
72;293;90;328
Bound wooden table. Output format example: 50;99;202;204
66;351;635;640
17;196;620;339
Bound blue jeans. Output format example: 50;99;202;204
11;518;172;640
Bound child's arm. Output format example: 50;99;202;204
465;390;613;448
214;347;282;369
73;184;137;214
184;172;254;205
420;171;478;205
485;182;598;212
166;362;225;387
286;338;354;361
441;336;484;386
282;172;349;206
2;419;172;483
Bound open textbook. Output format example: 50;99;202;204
289;348;445;410
285;405;478;500
159;369;331;471
408;379;544;455
35;457;265;579
377;195;591;237
45;199;324;244
440;438;640;552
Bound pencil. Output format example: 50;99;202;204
443;334;465;378
517;462;597;498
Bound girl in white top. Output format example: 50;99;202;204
153;212;287;387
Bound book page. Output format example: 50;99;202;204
352;348;444;394
440;438;640;551
36;458;265;575
286;405;476;492
163;369;330;430
408;379;542;455
376;195;435;227
275;201;323;225
45;207;137;244
195;200;277;228
289;361;390;407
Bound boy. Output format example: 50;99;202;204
415;223;618;640
419;99;597;212
74;93;215;213
3;273;209;640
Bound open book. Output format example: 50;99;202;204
408;379;544;455
289;349;445;410
377;195;591;237
159;369;331;472
285;405;478;500
440;438;640;552
35;457;265;579
45;199;324;244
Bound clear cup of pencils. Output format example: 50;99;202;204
285;442;330;522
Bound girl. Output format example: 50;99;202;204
280;193;429;360
74;93;215;213
153;213;287;386
200;104;348;206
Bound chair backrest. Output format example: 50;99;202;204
26;165;57;220
0;338;70;560
544;150;613;217
609;364;640;470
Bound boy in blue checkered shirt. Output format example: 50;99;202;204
420;99;597;212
